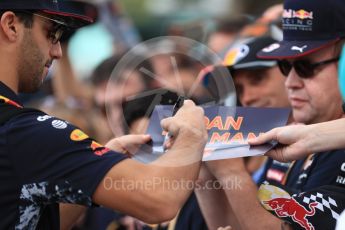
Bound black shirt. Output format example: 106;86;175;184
0;82;128;229
259;150;345;230
286;150;345;192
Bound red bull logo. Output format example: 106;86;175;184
263;197;317;230
91;141;103;150
283;9;314;20
293;10;313;20
91;141;110;156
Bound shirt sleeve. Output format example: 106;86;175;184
6;111;128;206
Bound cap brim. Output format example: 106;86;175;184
42;9;93;28
230;61;277;71
257;38;340;59
200;60;275;88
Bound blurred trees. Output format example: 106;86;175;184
119;0;282;39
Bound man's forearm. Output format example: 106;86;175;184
93;129;206;223
309;118;345;153
195;188;233;229
217;169;281;230
206;158;281;230
149;130;206;210
195;165;240;229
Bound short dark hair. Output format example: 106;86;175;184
90;55;154;88
90;55;122;86
0;10;34;28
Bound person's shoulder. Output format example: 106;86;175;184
5;108;81;141
328;149;345;154
315;149;345;161
7;107;71;128
310;149;345;176
5;107;48;124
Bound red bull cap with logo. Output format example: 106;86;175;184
257;0;345;59
0;0;93;28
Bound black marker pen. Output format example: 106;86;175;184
163;96;185;151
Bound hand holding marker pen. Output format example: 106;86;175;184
163;96;185;151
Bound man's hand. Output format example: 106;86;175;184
93;101;207;223
105;134;151;156
160;100;207;150
248;124;313;162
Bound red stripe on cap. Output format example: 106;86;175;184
42;9;93;23
257;38;340;60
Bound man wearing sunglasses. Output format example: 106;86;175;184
198;0;345;229
0;1;208;229
251;0;345;229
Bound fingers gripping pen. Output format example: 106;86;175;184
163;96;185;151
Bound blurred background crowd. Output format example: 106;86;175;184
20;0;289;229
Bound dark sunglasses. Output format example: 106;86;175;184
277;56;340;78
18;11;67;44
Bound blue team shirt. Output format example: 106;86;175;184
260;150;345;230
0;82;128;229
286;150;345;192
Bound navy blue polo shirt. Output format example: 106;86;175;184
260;150;345;230
285;149;345;192
174;193;208;230
0;82;128;229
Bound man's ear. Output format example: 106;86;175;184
0;11;21;42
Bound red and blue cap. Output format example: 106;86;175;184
258;0;345;59
0;0;93;28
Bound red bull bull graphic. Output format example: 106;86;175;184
293;10;313;20
263;197;318;230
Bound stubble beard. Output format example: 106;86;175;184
17;30;46;93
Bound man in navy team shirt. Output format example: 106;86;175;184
0;0;208;229
197;0;345;229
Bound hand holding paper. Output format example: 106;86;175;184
249;119;345;162
201;106;290;161
105;134;152;156
135;105;290;162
